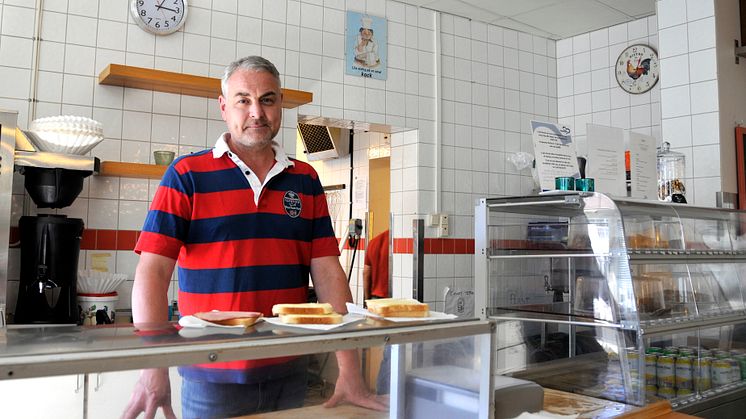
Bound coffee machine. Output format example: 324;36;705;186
14;215;84;323
8;128;97;324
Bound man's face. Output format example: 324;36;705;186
219;69;283;149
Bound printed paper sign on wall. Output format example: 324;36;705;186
346;11;387;80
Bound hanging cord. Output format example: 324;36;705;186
346;234;359;284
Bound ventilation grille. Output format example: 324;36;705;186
298;123;334;154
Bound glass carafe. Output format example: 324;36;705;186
657;141;686;203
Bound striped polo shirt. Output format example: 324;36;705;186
135;137;339;382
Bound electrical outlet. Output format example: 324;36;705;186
438;214;449;237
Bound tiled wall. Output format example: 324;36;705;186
555;15;661;160
3;0;557;315
657;0;720;207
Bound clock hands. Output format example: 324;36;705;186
156;3;178;13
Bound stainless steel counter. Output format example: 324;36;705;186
0;317;492;381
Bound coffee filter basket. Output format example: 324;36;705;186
77;270;128;294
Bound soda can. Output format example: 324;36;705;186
712;359;732;387
675;356;693;390
663;346;679;356
645;353;658;386
728;358;740;383
627;351;640;377
715;350;730;360
657;355;676;388
736;355;746;381
647;346;663;354
697;357;713;391
677;388;694;398
658;386;676;399
645;384;658;397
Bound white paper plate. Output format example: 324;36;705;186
178;315;263;329
346;302;458;322
263;314;364;330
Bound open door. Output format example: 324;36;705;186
365;155;390;390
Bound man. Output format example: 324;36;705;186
123;56;385;419
363;229;389;301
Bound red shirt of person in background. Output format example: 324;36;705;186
363;230;389;299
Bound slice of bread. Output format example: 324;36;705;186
279;313;343;325
272;302;334;316
365;298;430;318
194;311;262;326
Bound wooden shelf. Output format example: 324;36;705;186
98;64;313;108
99;161;167;179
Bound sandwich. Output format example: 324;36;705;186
271;302;342;325
272;302;334;316
365;298;429;318
193;310;262;327
279;313;343;325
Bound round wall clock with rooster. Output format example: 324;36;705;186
615;44;659;94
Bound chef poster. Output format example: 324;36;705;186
346;11;387;80
531;120;579;191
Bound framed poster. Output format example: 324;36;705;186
346;11;387;80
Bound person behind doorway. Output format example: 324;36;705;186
362;229;392;395
363;229;389;301
122;56;386;419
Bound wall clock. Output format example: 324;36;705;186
130;0;188;35
615;44;659;94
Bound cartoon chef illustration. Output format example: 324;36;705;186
355;15;380;68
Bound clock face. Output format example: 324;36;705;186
615;44;659;94
131;0;187;35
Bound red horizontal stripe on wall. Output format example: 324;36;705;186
8;228;477;255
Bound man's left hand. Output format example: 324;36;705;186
323;367;388;411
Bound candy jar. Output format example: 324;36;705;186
657;141;686;203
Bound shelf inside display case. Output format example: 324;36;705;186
477;192;746;413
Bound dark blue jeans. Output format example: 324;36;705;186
181;365;308;419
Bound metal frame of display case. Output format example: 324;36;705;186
475;192;746;414
0;319;495;419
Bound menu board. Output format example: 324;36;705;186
531;120;579;191
587;124;626;196
628;132;657;200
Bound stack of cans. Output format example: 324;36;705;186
640;345;745;400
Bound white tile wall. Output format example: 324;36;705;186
657;0;719;206
557;15;660;158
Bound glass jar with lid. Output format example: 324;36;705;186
657;141;686;203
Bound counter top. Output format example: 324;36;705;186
0;317;490;380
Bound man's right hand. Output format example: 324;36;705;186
122;368;176;419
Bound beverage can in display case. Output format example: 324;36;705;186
645;384;658;397
712;359;732;387
663;346;679;355
736;355;746;380
728;358;740;383
627;350;640;378
696;357;712;391
675;356;693;390
647;346;663;354
657;386;676;399
645;353;658;386
657;355;675;388
676;388;693;398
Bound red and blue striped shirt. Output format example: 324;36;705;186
135;144;339;382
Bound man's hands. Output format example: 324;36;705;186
324;361;388;411
122;368;176;419
324;349;388;412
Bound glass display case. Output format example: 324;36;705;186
0;318;493;419
475;192;746;415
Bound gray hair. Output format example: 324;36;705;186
221;56;281;97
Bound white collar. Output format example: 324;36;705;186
212;132;294;168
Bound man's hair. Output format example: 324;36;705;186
221;56;281;97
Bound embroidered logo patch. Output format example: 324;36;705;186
283;190;302;218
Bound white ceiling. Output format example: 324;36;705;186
397;0;657;39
